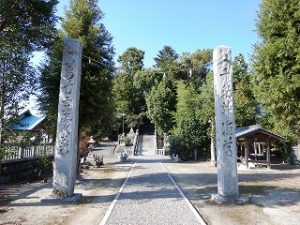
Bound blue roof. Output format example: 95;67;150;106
235;124;263;138
12;110;45;131
235;124;284;141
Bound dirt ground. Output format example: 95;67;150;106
1;158;300;225
165;161;300;225
0;158;133;225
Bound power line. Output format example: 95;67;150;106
82;55;102;65
83;53;229;76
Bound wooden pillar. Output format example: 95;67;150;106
244;140;250;169
267;137;271;169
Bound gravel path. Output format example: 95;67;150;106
101;156;206;225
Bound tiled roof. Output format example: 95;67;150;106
235;124;284;141
12;110;45;131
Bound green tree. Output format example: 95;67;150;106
199;72;214;123
154;46;181;78
174;81;200;124
146;76;176;135
252;0;300;147
172;80;210;160
173;117;210;160
154;46;179;68
233;54;257;127
38;33;64;137
117;47;145;73
188;49;213;79
133;69;164;95
198;72;216;164
0;0;58;51
38;0;115;137
112;72;144;128
113;48;146;129
0;0;58;146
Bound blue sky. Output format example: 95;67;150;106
30;0;262;114
55;0;261;67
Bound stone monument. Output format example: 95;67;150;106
211;45;247;204
53;39;82;197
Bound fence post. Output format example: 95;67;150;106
20;146;24;158
33;145;37;157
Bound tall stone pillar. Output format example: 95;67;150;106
212;45;244;204
210;119;216;166
53;39;82;197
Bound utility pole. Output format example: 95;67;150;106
122;113;125;135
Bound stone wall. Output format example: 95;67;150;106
0;156;53;184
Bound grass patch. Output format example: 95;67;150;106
239;184;276;195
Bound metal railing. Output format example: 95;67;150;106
156;148;165;156
132;130;139;155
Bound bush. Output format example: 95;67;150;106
0;147;7;164
115;144;125;154
38;155;52;182
93;155;103;168
170;135;192;160
123;137;132;146
170;117;210;161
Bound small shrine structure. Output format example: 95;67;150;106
235;124;285;169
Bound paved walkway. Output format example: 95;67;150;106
100;156;206;225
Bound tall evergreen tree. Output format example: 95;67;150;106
38;33;64;137
117;47;144;73
188;49;213;79
38;0;115;137
198;72;216;163
0;0;58;51
233;54;257;127
0;0;58;146
173;80;210;159
146;76;176;135
133;69;164;95
252;0;300;146
154;46;181;77
113;48;145;129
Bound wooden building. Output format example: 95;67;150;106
11;109;47;142
236;124;285;169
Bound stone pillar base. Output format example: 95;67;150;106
41;193;82;204
210;161;217;167
211;193;249;204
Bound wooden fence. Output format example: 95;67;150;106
3;143;54;161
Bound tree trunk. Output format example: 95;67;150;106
0;60;5;146
0;93;4;146
0;92;5;169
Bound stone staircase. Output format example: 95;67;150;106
140;135;156;156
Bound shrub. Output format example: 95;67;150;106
38;154;52;182
123;137;132;146
94;155;103;168
171;117;210;160
170;135;189;160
